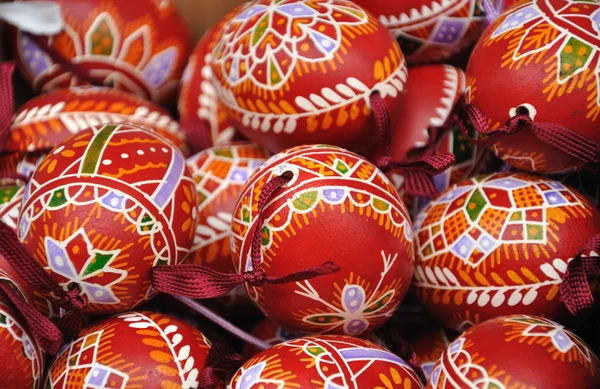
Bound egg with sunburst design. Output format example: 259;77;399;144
466;0;600;173
45;311;213;389
427;315;600;388
9;0;192;104
17;123;197;315
211;0;408;154
229;335;424;389
231;144;415;335
413;172;600;331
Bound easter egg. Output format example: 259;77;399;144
210;0;408;153
0;300;44;389
45;311;213;389
229;335;424;389
185;143;269;305
9;0;192;104
387;65;474;213
466;0;600;173
412;172;600;331
354;0;491;64
178;9;241;148
17;123;198;315
0;178;26;232
411;327;456;380
231;145;414;335
427;315;600;388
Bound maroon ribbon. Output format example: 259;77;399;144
0;221;87;341
199;343;243;389
153;173;340;298
453;100;600;167
560;234;600;315
370;92;455;197
0;62;15;154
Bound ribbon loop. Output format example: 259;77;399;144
560;234;600;315
199;343;243;389
0;62;15;153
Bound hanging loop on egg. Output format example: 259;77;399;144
560;234;600;315
369;91;456;197
453;98;600;168
152;172;340;299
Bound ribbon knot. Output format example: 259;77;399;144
243;270;266;285
64;284;88;311
199;343;243;389
560;234;600;315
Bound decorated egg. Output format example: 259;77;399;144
354;0;491;63
412;172;600;331
427;315;600;388
178;9;241;148
45;311;213;388
0;178;26;232
0;298;44;389
185;143;269;305
9;0;192;104
387;65;474;213
466;0;600;173
210;0;408;153
411;327;456;380
17;123;198;315
231;145;414;335
230;335;424;389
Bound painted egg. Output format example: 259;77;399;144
411;327;456;380
231;145;414;335
0;178;26;233
185;143;269;305
178;8;241;148
466;0;600;173
17;123;198;315
210;0;408;153
387;65;474;213
229;335;424;389
45;311;213;389
0;299;44;389
9;0;192;104
412;172;600;331
427;315;600;388
354;0;491;64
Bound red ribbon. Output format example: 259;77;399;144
0;62;15;153
370;92;456;197
560;234;600;315
453;100;600;167
0;221;87;342
153;173;340;298
199;343;243;389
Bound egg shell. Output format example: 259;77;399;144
0;179;26;233
9;0;192;105
0;302;44;389
411;327;456;380
210;0;407;154
229;335;424;389
354;0;490;64
45;311;214;388
412;172;600;331
185;143;269;305
178;8;241;147
230;144;415;335
7;87;188;155
17;123;198;315
427;315;600;388
466;0;600;173
387;65;475;213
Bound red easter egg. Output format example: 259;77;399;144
0;302;44;389
427;315;600;388
185;143;269;305
387;65;474;213
466;0;600;173
354;0;491;63
230;335;424;389
178;9;241;147
17;123;197;315
0;179;26;233
45;311;214;389
231;145;414;335
413;172;600;331
411;327;456;380
9;0;192;104
210;0;408;153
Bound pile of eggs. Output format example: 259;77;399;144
1;0;599;388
